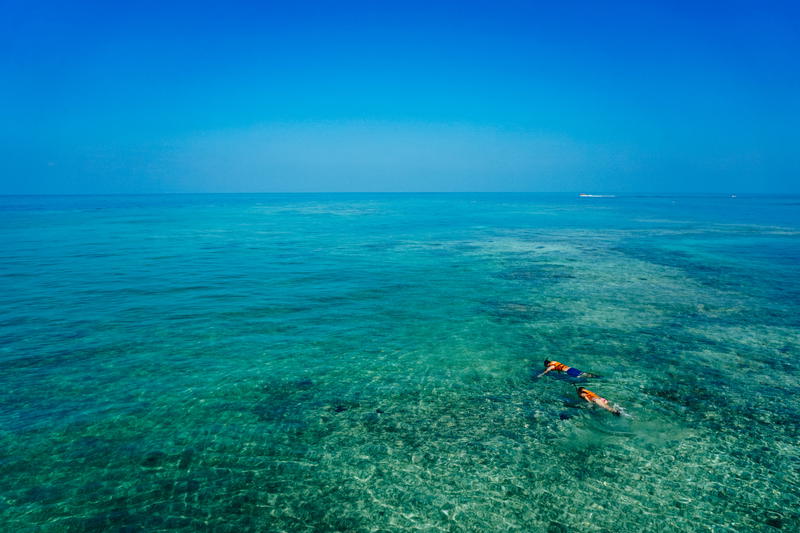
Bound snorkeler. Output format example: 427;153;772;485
576;387;621;416
537;360;599;379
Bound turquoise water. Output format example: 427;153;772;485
1;193;798;532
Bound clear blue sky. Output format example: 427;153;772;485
2;0;798;193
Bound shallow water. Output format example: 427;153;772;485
0;193;798;532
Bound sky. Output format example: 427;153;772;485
1;0;798;193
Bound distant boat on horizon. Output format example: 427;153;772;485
578;193;616;198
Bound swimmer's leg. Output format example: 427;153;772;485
612;405;630;418
566;367;582;378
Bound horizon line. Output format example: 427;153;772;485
0;191;793;197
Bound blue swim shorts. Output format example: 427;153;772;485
566;367;582;377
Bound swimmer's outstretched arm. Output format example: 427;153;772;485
536;365;555;378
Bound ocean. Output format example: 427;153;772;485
1;193;798;532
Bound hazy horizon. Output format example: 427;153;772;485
1;191;793;197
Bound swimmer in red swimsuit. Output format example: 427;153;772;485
576;387;621;416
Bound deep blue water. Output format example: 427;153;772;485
1;193;798;532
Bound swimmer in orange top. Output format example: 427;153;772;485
576;387;621;416
537;360;599;379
